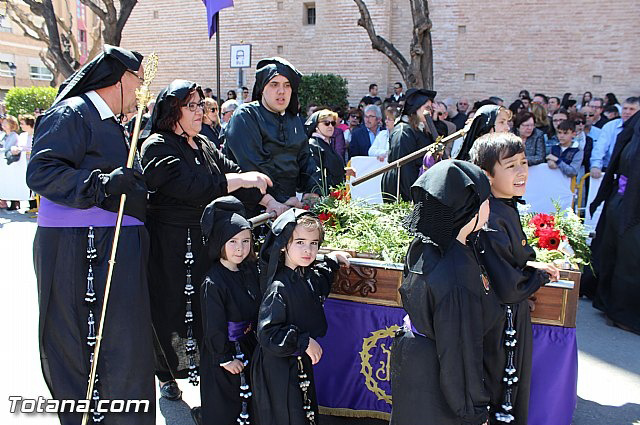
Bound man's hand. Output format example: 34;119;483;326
590;167;602;179
241;171;273;194
546;154;558;162
527;261;560;281
222;359;244;374
305;338;323;365
547;160;558;169
265;198;289;217
284;196;303;208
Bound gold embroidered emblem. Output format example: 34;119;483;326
359;325;399;404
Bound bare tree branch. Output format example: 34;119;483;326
353;0;409;83
78;0;106;21
353;0;433;89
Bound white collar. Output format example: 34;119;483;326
85;90;116;121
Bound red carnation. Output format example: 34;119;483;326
317;212;332;223
531;213;556;237
330;189;348;201
537;227;562;250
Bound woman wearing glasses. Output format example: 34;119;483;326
304;109;346;193
140;80;287;403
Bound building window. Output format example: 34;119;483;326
304;3;316;25
277;1;284;11
464;73;475;82
153;10;159;19
79;29;86;43
0;14;12;33
277;45;284;55
30;65;54;81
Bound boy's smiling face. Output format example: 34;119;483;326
488;152;529;198
557;129;575;147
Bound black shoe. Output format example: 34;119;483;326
159;380;182;400
190;406;202;425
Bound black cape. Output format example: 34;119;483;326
224;102;322;204
390;239;504;425
200;262;261;425
381;122;433;202
455;105;501;161
251;257;339;425
140;131;261;382
478;197;550;424
27;95;155;424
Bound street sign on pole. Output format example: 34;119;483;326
230;44;251;68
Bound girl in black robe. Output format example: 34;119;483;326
140;80;287;399
470;132;559;424
381;88;436;202
390;160;504;425
589;111;640;333
199;196;261;425
252;209;350;425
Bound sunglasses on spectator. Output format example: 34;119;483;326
575;120;585;125
184;101;205;112
321;121;336;127
350;114;361;118
585;113;595;117
437;112;444;116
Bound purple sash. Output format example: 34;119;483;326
37;197;143;227
618;175;628;195
227;321;255;342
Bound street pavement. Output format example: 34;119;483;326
1;209;638;425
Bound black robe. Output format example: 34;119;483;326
591;116;640;332
479;197;549;424
200;261;261;425
308;135;346;193
390;239;504;425
27;95;155;425
252;257;339;425
381;122;433;202
224;102;322;205
140;131;261;382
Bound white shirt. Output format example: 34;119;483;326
368;129;389;157
85;90;116;121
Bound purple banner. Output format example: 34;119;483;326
202;0;234;39
528;324;578;425
315;299;578;422
315;299;405;415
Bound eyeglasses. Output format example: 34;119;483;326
321;121;336;127
585;113;595;117
437;112;444;116
222;110;233;115
349;114;361;119
574;120;585;125
183;101;205;112
126;69;144;84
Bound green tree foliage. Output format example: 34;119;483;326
298;73;349;117
4;86;57;117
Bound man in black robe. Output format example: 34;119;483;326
27;45;155;425
224;57;321;211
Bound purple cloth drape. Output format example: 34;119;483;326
202;0;234;38
528;324;578;425
314;299;578;421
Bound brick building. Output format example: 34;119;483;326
0;0;98;98
122;0;639;108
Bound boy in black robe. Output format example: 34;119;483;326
252;209;350;425
470;132;559;424
224;57;322;211
199;196;261;425
390;160;504;425
26;45;155;424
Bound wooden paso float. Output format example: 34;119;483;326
323;250;581;327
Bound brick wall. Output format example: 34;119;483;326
121;0;639;108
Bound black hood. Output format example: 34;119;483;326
304;110;321;138
141;79;204;139
402;88;437;116
455;104;502;161
258;208;314;292
53;44;143;106
252;57;302;115
404;159;490;253
201;196;251;261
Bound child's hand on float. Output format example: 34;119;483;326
306;338;323;365
222;359;245;374
328;251;351;268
